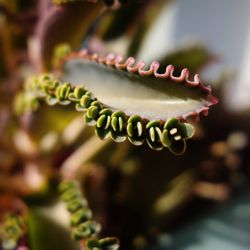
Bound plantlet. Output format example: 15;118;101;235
5;1;246;250
1;214;27;250
59;180;119;249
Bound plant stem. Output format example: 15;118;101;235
61;135;111;179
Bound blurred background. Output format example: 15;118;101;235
0;0;250;249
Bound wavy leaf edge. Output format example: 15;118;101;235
58;49;218;122
17;75;210;154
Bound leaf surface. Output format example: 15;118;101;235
61;53;217;121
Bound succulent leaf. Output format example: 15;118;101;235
161;129;172;148
16;49;218;154
96;108;112;140
71;207;93;226
99;237;120;250
87;237;120;250
61;50;218;121
110;111;127;142
162;118;192;155
67;198;88;213
59;180;119;248
146;120;163;151
72;221;101;240
126;115;145;146
1;214;27;250
179;123;195;139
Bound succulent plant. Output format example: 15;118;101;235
16;49;217;154
59;180;119;248
1;213;27;250
5;1;250;250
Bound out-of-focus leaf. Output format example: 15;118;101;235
127;21;147;57
28;208;80;250
127;0;169;57
29;105;79;142
101;1;146;41
158;45;214;76
33;1;104;70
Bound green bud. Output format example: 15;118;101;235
71;208;92;226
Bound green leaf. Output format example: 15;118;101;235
72;221;101;240
146;120;163;151
126;115;144;146
161;129;172;148
87;106;100;120
110;111;127;142
67;198;88;213
80;95;93;109
70;208;92;226
58;180;79;193
99;237;120;250
164;118;179;130
180;123;195;139
87;239;101;249
28;209;80;250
